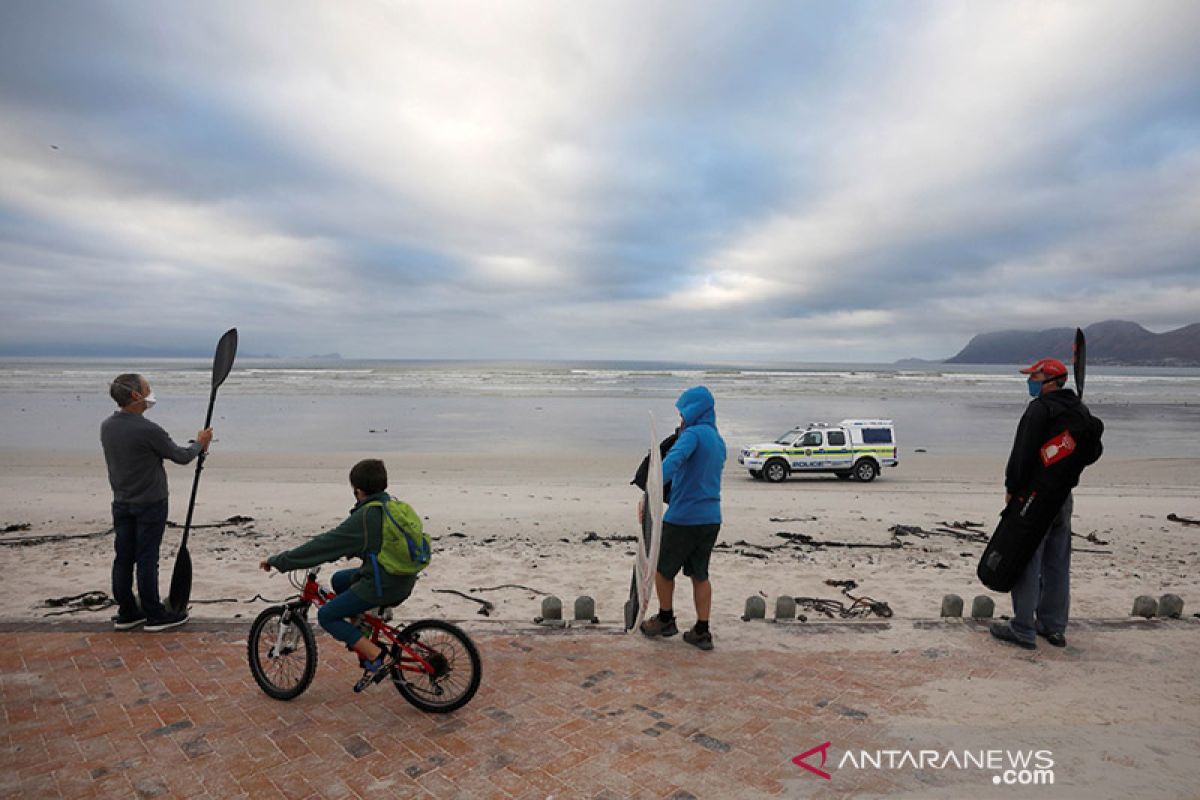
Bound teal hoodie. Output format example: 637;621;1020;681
662;386;725;525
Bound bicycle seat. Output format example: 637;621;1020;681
368;605;398;621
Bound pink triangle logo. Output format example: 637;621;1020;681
793;741;833;780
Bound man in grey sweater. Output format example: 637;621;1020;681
101;373;213;631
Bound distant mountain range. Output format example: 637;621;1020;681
945;320;1200;367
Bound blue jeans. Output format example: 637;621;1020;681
317;569;376;646
111;499;169;621
1008;494;1073;643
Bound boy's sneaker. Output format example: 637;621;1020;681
111;614;146;631
144;611;190;632
683;627;714;651
639;615;678;637
360;652;387;673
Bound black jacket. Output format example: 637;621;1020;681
1005;388;1103;495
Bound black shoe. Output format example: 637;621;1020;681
989;622;1036;650
145;611;190;632
639;615;678;637
682;627;714;651
111;614;146;631
1037;630;1067;648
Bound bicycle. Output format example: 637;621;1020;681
246;567;481;712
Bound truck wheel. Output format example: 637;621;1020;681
749;469;763;480
763;459;789;483
852;460;878;482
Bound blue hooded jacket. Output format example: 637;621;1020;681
662;386;725;525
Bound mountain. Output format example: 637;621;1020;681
946;320;1200;367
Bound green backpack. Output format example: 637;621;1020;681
364;497;431;580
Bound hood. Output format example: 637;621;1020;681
742;441;783;452
1040;388;1082;419
676;385;716;427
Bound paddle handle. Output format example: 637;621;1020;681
179;383;219;550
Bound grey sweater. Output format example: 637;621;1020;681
100;411;201;504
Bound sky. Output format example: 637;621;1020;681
1;1;1198;362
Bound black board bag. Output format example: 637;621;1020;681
977;329;1100;592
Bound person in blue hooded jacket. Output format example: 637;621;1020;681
640;385;725;650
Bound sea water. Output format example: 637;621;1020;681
1;359;1198;459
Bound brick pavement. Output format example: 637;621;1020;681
1;618;1198;799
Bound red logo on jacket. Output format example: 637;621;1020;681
1040;430;1076;467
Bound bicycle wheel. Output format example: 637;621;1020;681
392;619;481;713
247;605;317;700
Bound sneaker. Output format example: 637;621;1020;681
360;652;387;673
989;622;1036;650
1037;629;1067;648
639;615;679;638
144;611;190;632
111;614;146;631
683;627;714;651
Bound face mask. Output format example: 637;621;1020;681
142;391;157;410
1026;379;1042;398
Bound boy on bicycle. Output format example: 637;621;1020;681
259;459;429;673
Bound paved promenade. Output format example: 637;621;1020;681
1;618;1198;799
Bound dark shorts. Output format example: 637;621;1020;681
657;522;721;581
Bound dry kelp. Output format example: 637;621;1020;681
432;588;496;616
890;524;989;544
793;579;893;620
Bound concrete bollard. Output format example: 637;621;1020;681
742;596;767;621
1157;594;1184;619
541;595;563;621
971;595;995;619
1131;595;1158;618
774;596;797;622
574;595;597;623
940;594;964;618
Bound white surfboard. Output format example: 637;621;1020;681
631;412;665;632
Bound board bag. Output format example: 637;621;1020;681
977;403;1103;592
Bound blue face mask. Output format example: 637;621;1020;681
1027;378;1042;398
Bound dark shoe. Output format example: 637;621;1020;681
144;611;190;632
683;627;714;651
359;648;389;673
111;614;146;631
1037;630;1067;648
639;615;678;637
989;622;1036;650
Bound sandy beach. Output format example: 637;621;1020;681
2;448;1196;637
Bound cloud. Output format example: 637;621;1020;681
0;0;1197;359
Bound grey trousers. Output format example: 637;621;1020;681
1008;494;1073;643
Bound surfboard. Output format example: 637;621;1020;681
625;413;665;632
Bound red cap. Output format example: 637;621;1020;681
1020;358;1067;379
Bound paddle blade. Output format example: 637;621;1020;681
1073;327;1086;398
211;328;238;389
166;544;192;615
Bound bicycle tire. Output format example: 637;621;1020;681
392;619;481;713
247;605;317;701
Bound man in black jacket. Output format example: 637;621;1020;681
990;357;1094;650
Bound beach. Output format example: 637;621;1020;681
2;446;1196;635
3;363;1200;798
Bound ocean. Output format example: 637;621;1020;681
1;359;1198;459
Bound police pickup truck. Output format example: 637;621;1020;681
738;419;898;483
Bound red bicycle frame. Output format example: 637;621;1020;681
294;570;436;677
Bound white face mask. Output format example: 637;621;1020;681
142;391;157;410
